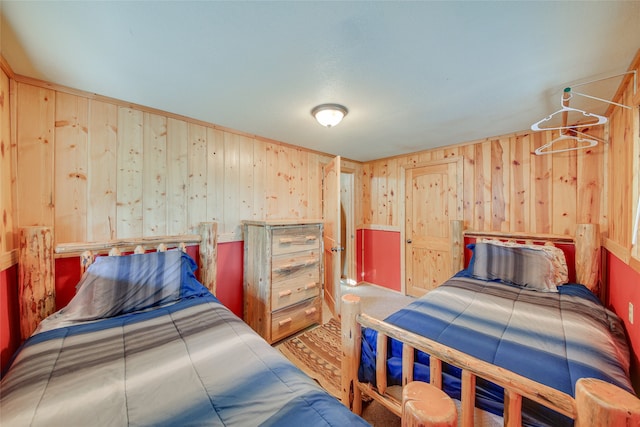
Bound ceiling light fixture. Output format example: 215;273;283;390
311;104;348;128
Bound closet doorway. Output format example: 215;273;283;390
340;169;356;286
321;157;356;317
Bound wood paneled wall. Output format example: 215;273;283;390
607;54;640;264
10;79;362;245
361;126;606;236
4;50;638;269
0;65;14;256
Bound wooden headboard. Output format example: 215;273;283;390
18;222;217;340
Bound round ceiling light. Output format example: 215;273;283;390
311;104;348;128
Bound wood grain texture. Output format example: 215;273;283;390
0;67;13;252
188;123;208;229
575;378;640;427
243;221;323;343
8;52;637;264
142;113;167;236
11;81;343;248
364;127;606;238
402;381;457;427
116;107;143;238
16;83;55;228
87;100;117;241
166;118;189;235
199;222;217;295
54;92;88;244
19;227;54;339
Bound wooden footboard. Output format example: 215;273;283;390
340;294;640;426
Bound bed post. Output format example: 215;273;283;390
19;226;55;340
575;378;640;426
199;222;218;295
575;223;600;292
341;293;363;415
450;220;464;275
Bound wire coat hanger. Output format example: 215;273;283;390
531;90;608;131
534;130;601;155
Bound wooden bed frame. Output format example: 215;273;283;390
18;222;217;340
341;222;640;426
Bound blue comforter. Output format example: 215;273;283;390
1;252;368;426
359;275;632;426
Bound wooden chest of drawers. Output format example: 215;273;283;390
242;220;323;343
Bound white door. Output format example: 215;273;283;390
323;156;341;316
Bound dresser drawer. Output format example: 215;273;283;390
271;278;320;311
271;251;320;310
271;226;320;256
271;298;321;343
271;251;319;280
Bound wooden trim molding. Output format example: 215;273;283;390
0;55;15;79
464;230;574;243
0;249;19;271
356;224;401;232
631;256;640;274
604;237;631;264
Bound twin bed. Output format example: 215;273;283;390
0;224;368;426
342;223;640;426
2;222;639;426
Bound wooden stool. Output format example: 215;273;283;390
575;378;640;427
402;381;457;427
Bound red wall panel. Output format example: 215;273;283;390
215;241;244;318
357;229;401;291
1;265;20;373
606;251;640;385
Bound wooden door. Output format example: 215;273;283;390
323;156;341;316
405;159;462;297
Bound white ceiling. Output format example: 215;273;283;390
1;1;639;162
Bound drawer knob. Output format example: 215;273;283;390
305;282;317;290
305;307;317;315
279;238;293;244
278;317;292;326
305;235;317;241
278;289;292;298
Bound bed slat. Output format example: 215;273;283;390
460;370;475;426
402;344;415;386
376;332;388;395
504;389;522;427
430;358;442;390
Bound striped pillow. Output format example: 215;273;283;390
471;242;558;292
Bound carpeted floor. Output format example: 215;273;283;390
277;318;342;398
277;283;415;426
